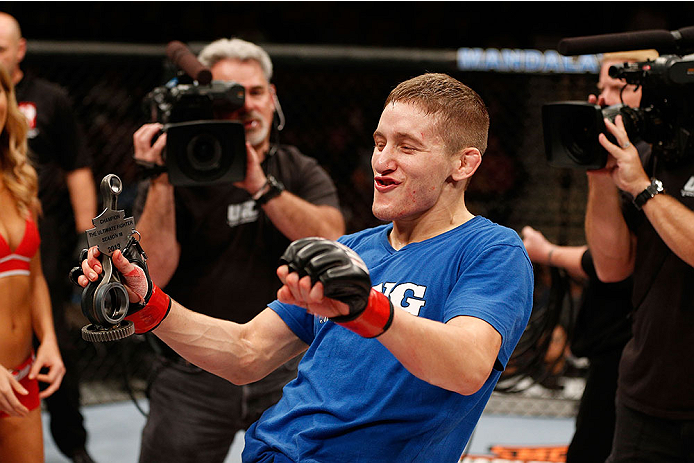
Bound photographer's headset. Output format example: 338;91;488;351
71;174;149;342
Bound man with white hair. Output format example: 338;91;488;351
132;37;345;462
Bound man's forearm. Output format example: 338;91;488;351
136;176;180;286
153;303;306;385
642;193;694;267
378;310;501;396
585;173;635;282
262;192;344;241
66;167;97;232
545;245;588;280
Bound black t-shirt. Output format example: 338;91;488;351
14;74;91;282
618;147;694;420
15;74;90;220
570;249;633;359
135;145;340;323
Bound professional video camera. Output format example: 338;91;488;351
142;41;247;185
543;26;694;169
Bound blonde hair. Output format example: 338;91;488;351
0;65;39;217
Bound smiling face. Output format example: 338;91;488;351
371;101;460;223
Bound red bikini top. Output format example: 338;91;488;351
0;217;40;279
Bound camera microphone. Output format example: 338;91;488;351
166;40;212;85
558;26;694;56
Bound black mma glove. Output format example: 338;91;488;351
279;237;394;338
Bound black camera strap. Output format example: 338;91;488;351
135;159;168;180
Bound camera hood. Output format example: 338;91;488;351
542;102;609;170
164;120;247;186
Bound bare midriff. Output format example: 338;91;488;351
0;276;33;369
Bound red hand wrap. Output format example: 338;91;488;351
125;284;172;334
334;289;394;338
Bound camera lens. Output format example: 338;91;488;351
187;133;222;172
165;120;245;185
543;102;609;169
560;113;597;165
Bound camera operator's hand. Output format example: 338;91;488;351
596;115;651;197
587;93;603;107
133;123;168;167
234;141;269;196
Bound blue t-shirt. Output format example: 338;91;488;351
243;216;533;463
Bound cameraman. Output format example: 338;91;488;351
563;50;657;463
585;51;694;461
132;38;344;462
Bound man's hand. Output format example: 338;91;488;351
133;123;167;166
587;93;603;107
277;266;348;318
78;246;171;333
521;226;554;265
233;142;268;196
277;238;394;338
78;247;146;302
596;115;651;197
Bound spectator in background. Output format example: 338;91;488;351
132;37;345;462
522;226;632;462
0;11;98;463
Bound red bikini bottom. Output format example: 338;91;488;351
0;354;40;418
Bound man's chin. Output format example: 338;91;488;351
372;204;398;222
245;127;270;147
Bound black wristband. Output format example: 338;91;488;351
255;175;285;205
633;178;664;210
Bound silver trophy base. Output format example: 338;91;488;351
81;320;135;342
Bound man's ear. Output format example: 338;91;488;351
451;147;482;182
17;37;26;63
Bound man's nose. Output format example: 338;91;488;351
599;89;619;107
241;93;255;113
372;146;395;173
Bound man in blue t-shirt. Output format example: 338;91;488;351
77;73;533;462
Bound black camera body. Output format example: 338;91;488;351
143;70;248;186
543;53;694;169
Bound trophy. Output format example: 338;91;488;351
77;174;139;342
